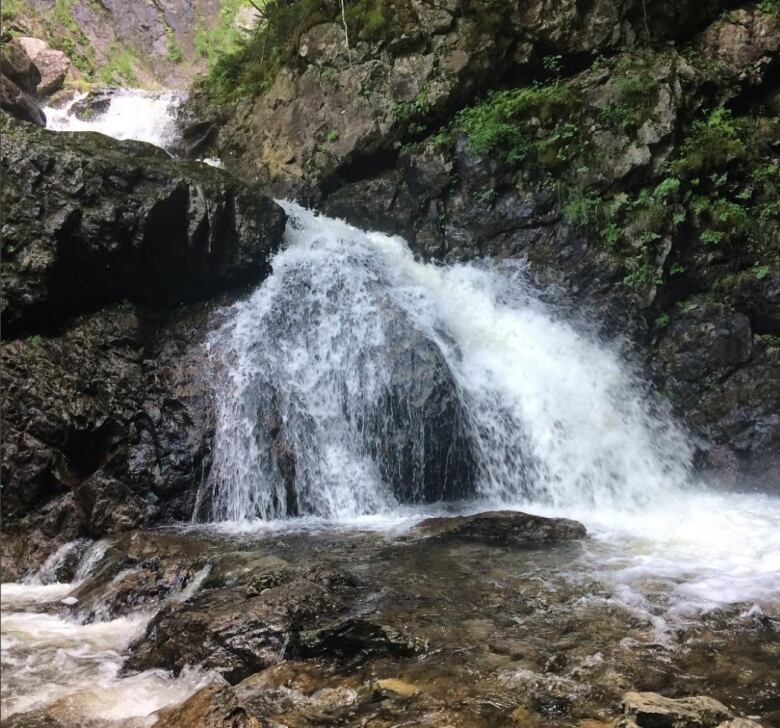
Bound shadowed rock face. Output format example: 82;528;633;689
0;118;287;579
0;40;46;127
0;117;286;338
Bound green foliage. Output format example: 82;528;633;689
326;129;340;142
0;0;24;25
599;69;659;131
27;335;42;346
542;54;563;75
669;109;749;178
455;82;583;171
394;90;430;123
476;187;496;204
194;0;247;64
201;0;419;101
654;313;670;329
98;46;138;85
753;264;770;280
166;26;183;64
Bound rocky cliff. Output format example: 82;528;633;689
0;117;286;578
1;0;254;89
188;0;780;488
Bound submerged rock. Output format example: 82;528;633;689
617;691;740;728
288;617;425;665
414;510;587;547
0;116;286;337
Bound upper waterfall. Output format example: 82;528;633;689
203;202;695;522
43;89;182;150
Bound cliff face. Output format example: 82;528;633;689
2;0;253;88
0;117;286;578
190;0;780;488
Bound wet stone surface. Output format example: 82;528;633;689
1;517;778;728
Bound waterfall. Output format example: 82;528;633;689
43;89;182;150
204;202;695;522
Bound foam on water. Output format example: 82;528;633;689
1;547;217;722
43;89;182;149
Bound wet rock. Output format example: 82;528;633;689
414;510;587;547
618;691;734;728
0;116;286;337
127;565;359;683
70;89;114;120
288;617;425;665
0;74;46;126
376;677;422;698
0;300;228;572
372;317;478;504
153;684;263;728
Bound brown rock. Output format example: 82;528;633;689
16;36;72;97
618;691;733;728
153;684;263;728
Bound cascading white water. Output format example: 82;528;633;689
43;89;182;149
206;202;695;522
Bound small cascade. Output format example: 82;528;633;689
43;89;182;150
203;203;695;523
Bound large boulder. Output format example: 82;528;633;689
15;36;72;97
126;565;361;683
0;38;45;126
0;116;286;337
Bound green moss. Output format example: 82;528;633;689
599;69;659;131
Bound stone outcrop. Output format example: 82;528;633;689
1;116;286;337
192;0;735;198
0;119;286;580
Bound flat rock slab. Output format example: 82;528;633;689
413;510;587;547
618;691;739;728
